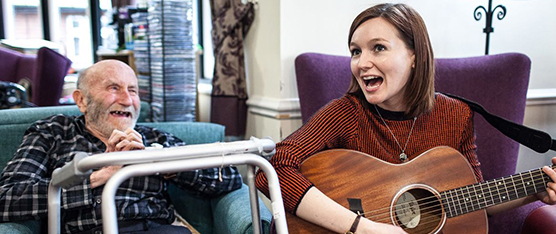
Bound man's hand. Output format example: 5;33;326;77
90;128;145;188
105;128;145;152
90;165;122;189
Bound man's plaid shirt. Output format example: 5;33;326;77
0;115;242;233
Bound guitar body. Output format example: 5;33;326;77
287;146;488;234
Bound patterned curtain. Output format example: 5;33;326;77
209;0;255;137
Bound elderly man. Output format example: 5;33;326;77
0;60;242;234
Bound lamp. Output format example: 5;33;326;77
474;0;507;55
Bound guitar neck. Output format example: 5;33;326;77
440;165;555;218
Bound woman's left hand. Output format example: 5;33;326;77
536;157;556;205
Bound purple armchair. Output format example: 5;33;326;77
294;52;554;234
0;46;72;107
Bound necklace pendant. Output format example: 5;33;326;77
399;152;408;161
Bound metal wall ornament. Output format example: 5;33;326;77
474;0;507;55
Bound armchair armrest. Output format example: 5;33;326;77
521;204;556;234
0;220;41;234
212;183;272;234
168;183;272;234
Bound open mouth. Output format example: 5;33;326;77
363;76;383;88
110;110;132;118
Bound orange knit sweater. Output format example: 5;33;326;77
255;93;483;213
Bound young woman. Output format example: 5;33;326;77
256;3;556;233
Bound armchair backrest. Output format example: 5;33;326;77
294;52;532;234
0;102;166;167
295;53;351;124
0;47;36;84
434;54;530;180
0;47;72;107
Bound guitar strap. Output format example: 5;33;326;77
444;93;556;153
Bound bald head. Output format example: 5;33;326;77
77;60;136;95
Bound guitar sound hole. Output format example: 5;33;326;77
394;188;443;234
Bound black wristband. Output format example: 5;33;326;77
345;214;361;234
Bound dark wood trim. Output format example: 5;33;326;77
40;0;50;40
197;0;206;79
89;0;101;62
0;1;5;39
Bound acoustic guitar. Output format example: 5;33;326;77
287;146;553;234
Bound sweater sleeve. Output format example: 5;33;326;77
255;96;359;213
459;105;484;182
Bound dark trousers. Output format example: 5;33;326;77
76;219;192;234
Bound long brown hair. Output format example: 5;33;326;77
347;3;435;117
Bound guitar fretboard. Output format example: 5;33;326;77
440;165;555;218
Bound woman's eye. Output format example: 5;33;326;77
350;49;361;56
374;44;386;52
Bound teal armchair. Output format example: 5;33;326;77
0;104;272;234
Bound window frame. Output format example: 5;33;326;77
0;0;210;76
0;0;4;39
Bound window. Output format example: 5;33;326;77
2;0;43;40
200;0;214;79
1;0;212;79
50;0;92;70
73;37;80;55
1;0;93;68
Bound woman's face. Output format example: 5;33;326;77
349;17;415;111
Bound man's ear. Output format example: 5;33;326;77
73;90;87;113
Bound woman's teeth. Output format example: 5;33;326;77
363;76;383;87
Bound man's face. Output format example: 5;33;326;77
80;62;141;139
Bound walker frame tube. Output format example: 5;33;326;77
47;138;286;234
100;154;287;234
47;181;62;234
77;138;275;172
246;165;263;233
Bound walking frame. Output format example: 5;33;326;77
47;137;288;234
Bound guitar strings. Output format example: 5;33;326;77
355;167;552;227
361;172;549;227
355;167;553;234
365;168;549;221
338;169;551;233
363;169;544;219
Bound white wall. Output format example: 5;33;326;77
279;0;556;92
241;0;556;172
518;102;556;172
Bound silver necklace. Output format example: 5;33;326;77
374;105;417;162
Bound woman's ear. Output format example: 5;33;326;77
411;53;416;68
73;89;87;113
